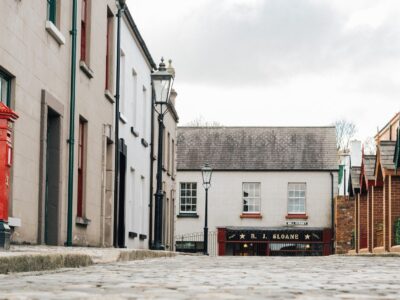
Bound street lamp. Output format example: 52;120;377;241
152;58;174;250
113;0;126;247
201;164;212;255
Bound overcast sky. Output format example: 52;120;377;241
126;0;400;141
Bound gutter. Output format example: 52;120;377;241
66;0;78;246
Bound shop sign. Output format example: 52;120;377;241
226;229;323;242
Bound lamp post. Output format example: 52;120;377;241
152;58;174;250
113;0;126;247
201;164;212;255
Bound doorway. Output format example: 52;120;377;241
114;139;127;248
44;108;61;245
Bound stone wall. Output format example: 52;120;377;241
335;196;355;254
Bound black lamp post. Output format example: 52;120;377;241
113;0;126;247
152;58;174;250
201;164;212;255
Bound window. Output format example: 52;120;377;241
180;182;197;213
171;139;175;177
142;86;147;137
132;69;137;127
167;132;171;173
288;183;306;214
0;71;11;106
47;0;57;24
105;9;113;90
120;51;126;115
243;183;261;213
80;0;90;63
77;119;87;218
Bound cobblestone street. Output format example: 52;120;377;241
1;255;400;299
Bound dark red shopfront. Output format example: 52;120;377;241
218;227;333;256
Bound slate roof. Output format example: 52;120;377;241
363;155;376;181
177;127;338;171
379;141;396;170
349;167;361;195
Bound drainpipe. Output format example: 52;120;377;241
66;0;78;247
330;172;335;254
148;89;155;248
113;1;126;247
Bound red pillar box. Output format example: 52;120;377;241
0;103;18;250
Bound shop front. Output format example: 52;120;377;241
218;227;333;256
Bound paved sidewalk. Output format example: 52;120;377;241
0;255;399;299
0;245;177;274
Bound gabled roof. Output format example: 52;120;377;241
177;127;338;171
360;155;376;192
363;155;376;181
395;127;400;171
348;166;361;196
378;141;396;170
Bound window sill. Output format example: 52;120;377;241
104;89;115;103
45;21;65;45
79;61;94;79
240;213;262;219
119;112;127;124
141;138;149;148
177;213;199;218
131;127;139;137
76;216;91;227
286;214;308;220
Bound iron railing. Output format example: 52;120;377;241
175;231;218;256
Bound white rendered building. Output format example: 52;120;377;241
176;127;338;256
117;8;155;249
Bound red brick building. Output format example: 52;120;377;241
352;113;400;254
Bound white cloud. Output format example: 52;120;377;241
127;0;400;141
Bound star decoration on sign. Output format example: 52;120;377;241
239;234;246;240
305;234;311;240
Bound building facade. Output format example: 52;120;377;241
352;113;400;254
118;8;155;249
175;127;338;256
0;0;122;246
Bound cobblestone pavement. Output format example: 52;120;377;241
0;255;399;299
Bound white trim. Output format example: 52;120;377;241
287;182;307;214
242;182;261;213
45;21;65;45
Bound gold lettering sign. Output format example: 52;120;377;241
272;233;299;240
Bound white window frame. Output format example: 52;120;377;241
287;183;307;214
179;182;197;213
242;182;261;213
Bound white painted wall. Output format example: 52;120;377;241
175;171;337;236
120;16;153;249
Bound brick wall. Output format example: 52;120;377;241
373;186;384;248
368;190;373;251
385;179;390;250
391;176;400;246
359;193;368;249
335;196;355;254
